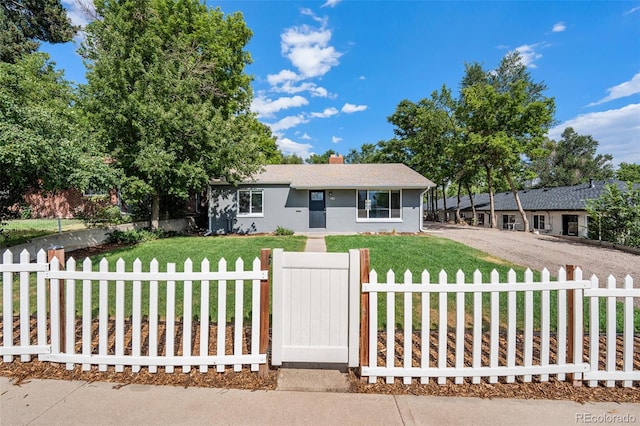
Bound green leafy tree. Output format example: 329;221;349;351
531;128;614;187
457;52;555;230
0;0;75;63
0;53;112;217
280;154;304;164
306;149;336;164
616;162;640;183
345;143;381;164
82;0;267;229
586;183;640;248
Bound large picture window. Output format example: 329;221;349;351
238;189;263;216
357;190;401;220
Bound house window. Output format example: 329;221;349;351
533;214;545;230
238;189;263;217
357;190;401;221
502;214;516;230
477;213;485;226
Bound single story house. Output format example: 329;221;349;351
435;180;636;237
208;156;435;234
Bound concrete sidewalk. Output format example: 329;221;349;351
2;377;639;426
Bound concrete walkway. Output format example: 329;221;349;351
302;233;328;252
2;377;638;426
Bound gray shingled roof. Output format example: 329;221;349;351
213;164;434;189
438;180;638;211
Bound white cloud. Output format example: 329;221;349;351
332;136;342;143
277;137;313;158
267;70;299;86
310;107;339;118
62;0;95;27
300;133;312;140
514;44;544;68
359;75;366;80
251;95;308;118
548;104;640;165
281;21;342;78
341;103;368;113
586;73;640;107
271;80;330;98
624;6;640;15
552;22;566;32
322;0;341;8
267;114;309;132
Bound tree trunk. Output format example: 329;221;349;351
505;172;529;232
485;165;497;228
455;183;462;223
430;187;436;220
442;184;448;222
150;190;160;231
466;183;476;224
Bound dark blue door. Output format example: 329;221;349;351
309;190;326;228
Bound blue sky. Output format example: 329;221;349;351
45;1;640;165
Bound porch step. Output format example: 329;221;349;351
276;368;349;393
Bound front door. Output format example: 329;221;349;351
309;190;326;228
562;214;579;236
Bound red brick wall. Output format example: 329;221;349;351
21;189;118;219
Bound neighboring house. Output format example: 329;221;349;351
435;180;636;237
19;188;121;219
208;155;435;234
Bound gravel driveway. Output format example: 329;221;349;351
426;223;640;288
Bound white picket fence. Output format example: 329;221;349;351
1;249;268;372
361;267;639;387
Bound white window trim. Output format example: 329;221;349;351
533;214;545;230
355;189;403;223
237;189;264;218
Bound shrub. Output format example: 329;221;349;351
273;226;294;236
78;205;129;228
105;229;170;245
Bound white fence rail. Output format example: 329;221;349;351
361;267;639;387
1;249;268;373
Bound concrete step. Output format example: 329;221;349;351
276;368;349;393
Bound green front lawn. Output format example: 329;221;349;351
1;219;86;248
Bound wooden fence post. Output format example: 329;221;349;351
259;249;271;378
48;246;65;352
566;264;576;384
359;249;370;380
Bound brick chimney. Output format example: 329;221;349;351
329;154;344;164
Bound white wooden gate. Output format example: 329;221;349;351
271;249;360;367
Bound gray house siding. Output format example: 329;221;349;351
209;185;425;234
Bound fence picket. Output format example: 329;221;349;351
573;268;584;382
386;270;395;384
148;259;159;373
3;250;13;362
623;275;633;388
368;270;378;384
540;268;550;382
420;270;430;384
115;259;125;372
455;270;465;384
217;258;227;373
523;269;533;382
183;259;193;373
605;275;616;387
557;267;567;381
403;270;412;385
20;250;31;362
50;257;61;354
588;274;600;387
438;270;447;385
36;250;47;353
472;270;482;384
82;258;92;371
166;263;176;373
251;258;261;372
65;257;76;369
234;258;244;372
132;259;142;373
506;269;516;383
98;258;108;371
200;259;211;373
489;269;499;384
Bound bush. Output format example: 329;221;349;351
78;205;129;228
273;226;294;236
105;229;170;245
